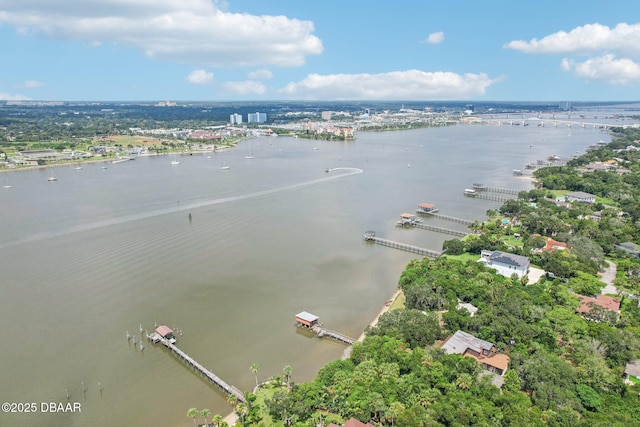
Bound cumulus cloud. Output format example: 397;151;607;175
0;0;323;67
222;80;267;96
247;69;273;80
18;80;46;89
504;22;640;56
563;54;640;85
186;69;214;85
423;32;445;45
280;70;497;100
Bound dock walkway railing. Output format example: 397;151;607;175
363;232;444;258
150;333;246;404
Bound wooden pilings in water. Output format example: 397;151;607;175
363;232;444;258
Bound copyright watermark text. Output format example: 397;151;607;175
2;402;81;413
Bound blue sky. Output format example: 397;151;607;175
1;0;640;102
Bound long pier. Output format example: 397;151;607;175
149;334;246;403
472;184;520;195
311;326;355;345
405;222;468;237
418;211;474;226
363;232;444;258
464;192;512;203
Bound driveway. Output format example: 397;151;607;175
527;266;546;284
600;260;618;295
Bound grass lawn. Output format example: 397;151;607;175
444;253;481;263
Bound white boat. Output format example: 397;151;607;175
48;176;57;182
221;165;230;170
463;188;476;196
75;166;83;170
171;154;180;165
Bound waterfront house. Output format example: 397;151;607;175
480;250;530;279
440;330;510;376
564;191;596;204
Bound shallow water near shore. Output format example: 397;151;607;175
0;123;610;426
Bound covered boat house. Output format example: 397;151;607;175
295;311;320;328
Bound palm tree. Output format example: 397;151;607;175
212;414;223;427
250;363;260;389
201;408;211;427
187;408;199;426
226;394;238;411
283;365;292;390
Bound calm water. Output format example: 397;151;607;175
0;123;612;426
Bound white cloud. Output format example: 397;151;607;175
504;22;640;56
0;92;31;100
564;54;640;85
186;69;214;85
0;0;323;67
19;80;46;89
423;32;444;45
280;70;497;100
222;80;267;96
247;69;273;80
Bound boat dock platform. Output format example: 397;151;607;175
295;312;355;345
412;222;468;237
363;231;444;258
148;331;245;404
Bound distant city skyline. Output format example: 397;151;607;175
1;1;640;102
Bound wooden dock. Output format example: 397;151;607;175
363;232;444;258
463;192;512;202
311;326;355;345
148;333;246;403
417;211;474;226
399;221;468;237
471;183;520;195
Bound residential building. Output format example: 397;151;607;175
328;418;375;427
564;191;596;204
230;113;243;125
248;112;267;123
615;241;640;258
577;294;621;322
440;330;510;376
480;250;530;279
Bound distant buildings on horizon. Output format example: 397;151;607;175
230;112;267;125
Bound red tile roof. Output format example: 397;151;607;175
577;294;621;313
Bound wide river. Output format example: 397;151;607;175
0;121;615;426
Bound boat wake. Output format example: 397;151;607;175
0;167;363;250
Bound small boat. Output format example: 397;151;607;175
101;166;108;170
221;165;230;170
75;166;83;170
171;154;180;165
464;188;477;196
48;176;57;182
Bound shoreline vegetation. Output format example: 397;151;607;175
218;128;640;426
